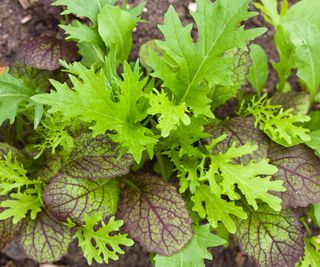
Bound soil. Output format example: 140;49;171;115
0;0;299;267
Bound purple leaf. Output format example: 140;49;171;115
119;174;193;256
44;174;119;225
269;143;320;208
20;211;72;263
236;204;304;267
63;133;134;179
24;36;77;71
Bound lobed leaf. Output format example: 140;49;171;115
64;133;133;179
20;212;72;263
269;143;320;208
44;174;119;225
119;174;193;256
24;36;77;71
235;204;304;267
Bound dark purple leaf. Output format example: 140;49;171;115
269;143;320;208
63;133;133;179
206;116;270;163
24;36;77;71
235;204;304;267
20;211;72;263
44;174;119;225
119;174;193;256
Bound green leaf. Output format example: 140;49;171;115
119;174;193;256
53;0;116;22
0;189;42;224
32;62;158;163
248;44;268;95
312;204;320;227
305;130;320;154
20;211;72;263
235;204;304;267
191;184;247;234
98;5;137;62
148;89;191;137
254;0;281;27
63;132;133;179
147;0;265;118
298;237;320;267
154;224;226;267
44;175;119;225
242;95;310;147
202;135;284;211
269;143;320;208
75;215;133;265
0;72;40;126
61;20;104;47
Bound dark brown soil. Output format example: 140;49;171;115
0;0;299;267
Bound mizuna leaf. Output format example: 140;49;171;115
269;143;320;208
206;116;270;163
63;133;133;179
44;175;119;225
53;0;116;22
235;204;304;267
24;36;77;71
119;174;193;256
154;224;226;267
0;196;20;250
147;0;265;118
20;211;72;263
191;184;247;234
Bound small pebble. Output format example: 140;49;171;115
143;7;148;13
188;2;197;12
21;15;33;24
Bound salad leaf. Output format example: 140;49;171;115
32;62;157;163
154;224;226;267
236;204;304;267
119;174;193;256
63;133;133;179
147;0;265;119
298;236;320;267
269;143;320;208
44;175;119;225
75;215;133;265
20;212;72;263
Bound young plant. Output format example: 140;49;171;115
0;0;319;266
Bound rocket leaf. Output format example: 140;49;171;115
119;174;193;256
235;204;304;267
20;211;72;263
44;175;119;225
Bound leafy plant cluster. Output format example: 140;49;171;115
0;0;319;266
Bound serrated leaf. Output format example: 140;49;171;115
298;236;320;267
147;0;264;119
235;204;304;267
269;143;320;208
32;62;157;163
75;215;133;265
154;224;226;267
206;116;270;163
53;0;116;22
248;44;268;94
20;211;72;263
44;174;119;225
63;133;133;179
191;184;247;234
119;174;193;256
148;90;191;137
24;36;77;71
98;5;137;62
